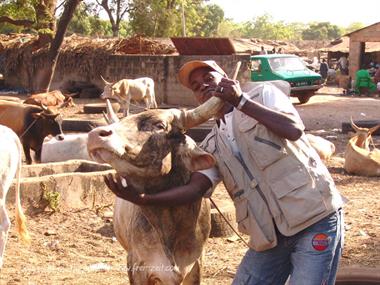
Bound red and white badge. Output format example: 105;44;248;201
312;233;330;251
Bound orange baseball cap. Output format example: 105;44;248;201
178;60;227;89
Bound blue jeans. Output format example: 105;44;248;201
232;209;344;285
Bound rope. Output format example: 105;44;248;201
209;197;250;248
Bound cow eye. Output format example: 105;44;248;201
155;122;166;130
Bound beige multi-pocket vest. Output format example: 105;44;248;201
201;87;343;251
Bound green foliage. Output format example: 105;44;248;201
344;22;365;34
216;19;242;37
186;4;224;37
302;22;342;40
43;190;60;212
0;1;35;33
67;2;127;37
128;0;223;37
231;14;305;41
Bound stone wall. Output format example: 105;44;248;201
4;53;251;107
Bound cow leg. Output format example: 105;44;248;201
122;102;130;117
0;200;11;268
22;143;33;165
143;97;151;109
182;259;201;285
34;147;42;163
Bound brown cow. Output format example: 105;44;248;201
23;90;75;108
0;100;64;164
87;98;224;284
344;119;380;176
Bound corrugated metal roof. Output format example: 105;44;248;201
170;37;235;55
319;36;380;52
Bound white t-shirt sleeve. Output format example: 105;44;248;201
197;167;222;198
261;84;304;127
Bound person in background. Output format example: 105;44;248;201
374;64;380;84
105;60;345;285
278;47;283;54
337;55;348;75
368;62;377;77
260;46;267;55
319;59;329;83
355;65;377;96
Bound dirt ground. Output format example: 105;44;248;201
1;87;379;284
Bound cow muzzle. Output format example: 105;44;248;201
56;134;65;141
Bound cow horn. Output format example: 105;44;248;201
40;103;48;111
104;99;119;124
368;124;380;135
182;61;242;129
182;97;225;129
100;75;112;85
350;117;362;132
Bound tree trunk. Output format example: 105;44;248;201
34;0;82;92
112;25;119;37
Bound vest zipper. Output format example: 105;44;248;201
236;152;273;215
254;136;282;150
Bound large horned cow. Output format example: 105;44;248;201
87;97;224;284
100;76;158;117
344;119;380;176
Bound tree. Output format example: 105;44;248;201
302;22;342;40
127;0;221;37
344;22;364;34
0;0;57;43
187;4;224;37
216;19;242;37
34;0;82;91
95;0;131;36
0;0;81;91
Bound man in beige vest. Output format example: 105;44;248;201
106;60;344;285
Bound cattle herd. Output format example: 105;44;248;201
0;77;379;284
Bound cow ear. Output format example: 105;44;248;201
180;136;216;171
182;146;216;171
189;151;216;171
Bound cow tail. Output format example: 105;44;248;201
150;83;158;108
14;137;31;244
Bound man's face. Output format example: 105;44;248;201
188;67;224;104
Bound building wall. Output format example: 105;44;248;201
4;54;251;107
348;22;380;79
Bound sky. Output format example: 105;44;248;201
209;0;379;27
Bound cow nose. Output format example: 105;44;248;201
99;129;113;137
57;134;65;141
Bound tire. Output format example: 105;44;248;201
298;94;312;104
335;267;380;285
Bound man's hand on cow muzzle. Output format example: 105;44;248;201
104;174;145;204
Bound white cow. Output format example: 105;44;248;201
100;76;158;116
305;133;336;161
0;125;30;268
41;133;91;162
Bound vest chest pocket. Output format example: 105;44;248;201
239;120;287;170
267;157;327;228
